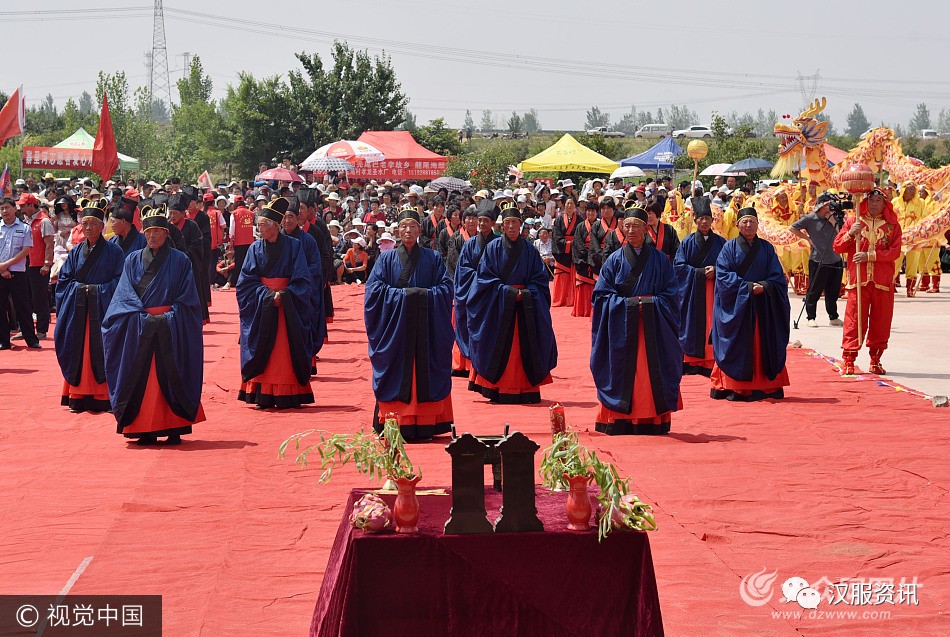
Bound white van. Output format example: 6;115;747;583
920;129;938;139
635;123;673;139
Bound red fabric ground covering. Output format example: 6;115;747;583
1;285;947;635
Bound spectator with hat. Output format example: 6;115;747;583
54;199;125;412
790;193;845;328
0;196;41;349
343;236;369;284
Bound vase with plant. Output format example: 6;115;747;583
540;430;657;541
279;415;423;533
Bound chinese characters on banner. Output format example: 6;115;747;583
313;159;448;181
22;147;93;170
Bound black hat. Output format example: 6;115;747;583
141;205;170;230
396;204;421;224
691;197;712;219
181;185;198;202
623;206;648;224
813;193;835;212
499;200;521;221
168;193;189;212
111;196;139;222
151;193;169;209
260;197;291;224
737;206;758;221
81;199;107;223
296;188;320;206
286;196;300;214
55;196;76;211
475;198;497;219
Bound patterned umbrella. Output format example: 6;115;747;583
300;140;385;169
256;167;304;182
428;176;470;193
303;157;356;173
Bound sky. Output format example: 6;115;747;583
7;0;950;133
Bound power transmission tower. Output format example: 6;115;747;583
149;0;172;114
797;69;820;109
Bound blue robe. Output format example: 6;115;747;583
237;234;313;387
674;230;727;359
591;244;682;415
365;243;454;404
54;238;125;390
453;232;498;360
110;227;146;255
711;235;790;381
286;227;326;356
102;242;204;430
467;235;557;386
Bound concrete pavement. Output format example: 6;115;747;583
786;287;950;399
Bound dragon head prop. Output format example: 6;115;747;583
771;97;830;178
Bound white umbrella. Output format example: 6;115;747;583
700;163;747;177
610;166;645;180
300;140;385;170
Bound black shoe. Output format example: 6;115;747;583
134;434;159;446
165;434;182;445
26;341;41;349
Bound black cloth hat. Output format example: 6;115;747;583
286;196;300;214
623;206;648;224
181;185;198;202
737;206;758;221
260;197;291;224
296;188;321;206
141;205;170;230
691;196;712;219
81;199;107;223
168;193;189;212
475;198;497;219
396;204;421;224
111;197;138;222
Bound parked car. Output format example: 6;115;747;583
635;123;672;139
920;129;939;139
673;125;713;139
586;126;625;138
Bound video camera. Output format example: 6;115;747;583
826;193;853;227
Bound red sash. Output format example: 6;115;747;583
562;213;577;246
600;217;617;233
648;223;665;250
614;228;627;247
584;219;593;248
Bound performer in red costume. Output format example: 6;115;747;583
832;188;902;376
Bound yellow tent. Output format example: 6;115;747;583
518;134;620;174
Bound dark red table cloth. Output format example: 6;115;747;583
310;487;663;637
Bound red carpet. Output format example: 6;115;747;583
1;285;946;635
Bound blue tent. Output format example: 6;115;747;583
620;136;684;170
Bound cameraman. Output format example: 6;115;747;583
790;193;844;327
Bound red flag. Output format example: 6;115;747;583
197;170;213;190
0;164;11;197
0;86;26;145
92;93;119;180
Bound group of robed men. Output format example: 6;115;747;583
53;183;897;444
53;189;334;444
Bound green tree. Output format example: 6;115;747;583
24;93;64;143
78;91;94;116
522;109;540;133
414;118;460;156
463;109;474;131
507;111;522;135
480;109;493;132
167;56;229;180
400;108;417;132
845;103;871;138
585;106;610;130
754;108;778;138
615;106;637;134
938;108;950;135
815;112;835;136
909;103;931;134
220;72;289;176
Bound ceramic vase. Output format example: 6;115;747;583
393;476;421;534
564;473;593;531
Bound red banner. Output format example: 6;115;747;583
22;146;93;170
312;159;448;181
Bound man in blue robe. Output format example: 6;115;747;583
102;205;205;445
591;206;682;435
236;197;314;409
453;199;498;378
54;200;125;413
365;205;454;441
710;206;790;401
467;201;557;404
674;198;727;376
284;197;325;372
108;197;146;255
